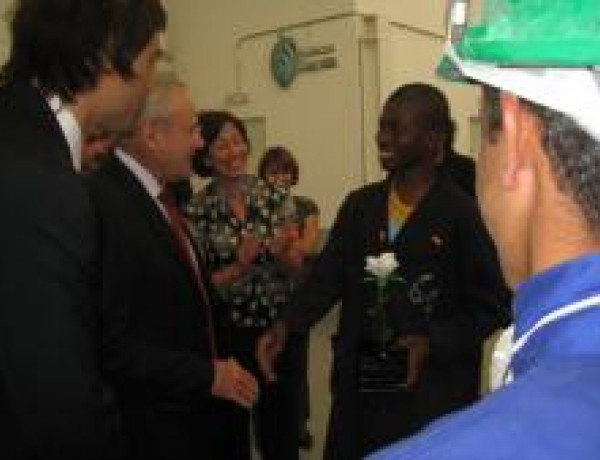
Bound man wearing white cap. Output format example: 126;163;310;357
369;1;600;459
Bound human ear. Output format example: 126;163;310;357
500;92;525;188
424;131;444;165
145;119;166;150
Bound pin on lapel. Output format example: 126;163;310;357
431;234;443;247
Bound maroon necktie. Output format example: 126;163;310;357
159;189;217;358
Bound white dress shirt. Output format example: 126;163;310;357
47;95;82;172
115;148;164;213
114;148;199;267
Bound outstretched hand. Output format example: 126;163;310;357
256;321;288;383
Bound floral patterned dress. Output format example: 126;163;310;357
186;175;297;329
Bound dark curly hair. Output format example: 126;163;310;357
387;83;454;145
257;145;299;186
193;110;249;177
1;0;166;102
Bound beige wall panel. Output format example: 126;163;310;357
165;1;366;225
163;0;355;109
230;16;365;225
378;20;479;157
355;0;445;36
355;0;484;36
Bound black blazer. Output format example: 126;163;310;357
441;150;476;197
283;175;511;459
0;82;123;459
86;154;217;460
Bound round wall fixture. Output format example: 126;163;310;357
270;36;298;88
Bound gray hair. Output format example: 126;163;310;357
483;85;600;231
140;69;186;122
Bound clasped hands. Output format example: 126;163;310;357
237;224;302;269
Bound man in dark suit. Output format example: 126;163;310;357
0;1;166;459
87;71;258;460
257;83;511;459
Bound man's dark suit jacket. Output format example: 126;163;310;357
86;154;217;460
0;82;123;459
283;175;511;460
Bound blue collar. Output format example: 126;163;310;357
512;252;600;372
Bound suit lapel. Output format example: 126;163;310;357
102;156;201;280
366;181;393;253
0;82;74;171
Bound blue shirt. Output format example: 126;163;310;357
368;252;600;460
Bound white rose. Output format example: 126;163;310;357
365;251;399;279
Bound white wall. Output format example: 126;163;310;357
165;1;480;224
165;1;369;224
163;0;355;109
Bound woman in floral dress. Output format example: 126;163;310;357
187;111;301;460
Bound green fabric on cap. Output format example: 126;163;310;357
458;0;600;66
435;55;469;82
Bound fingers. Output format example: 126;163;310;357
404;346;420;388
264;235;285;257
237;236;262;265
234;374;258;409
214;323;287;409
212;358;258;409
236;364;258;396
396;337;417;388
265;226;297;256
281;247;304;269
397;335;430;389
256;333;279;383
257;322;288;383
231;362;258;409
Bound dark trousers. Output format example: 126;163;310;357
120;405;212;460
210;399;252;460
324;390;418;460
212;326;300;460
296;333;310;436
